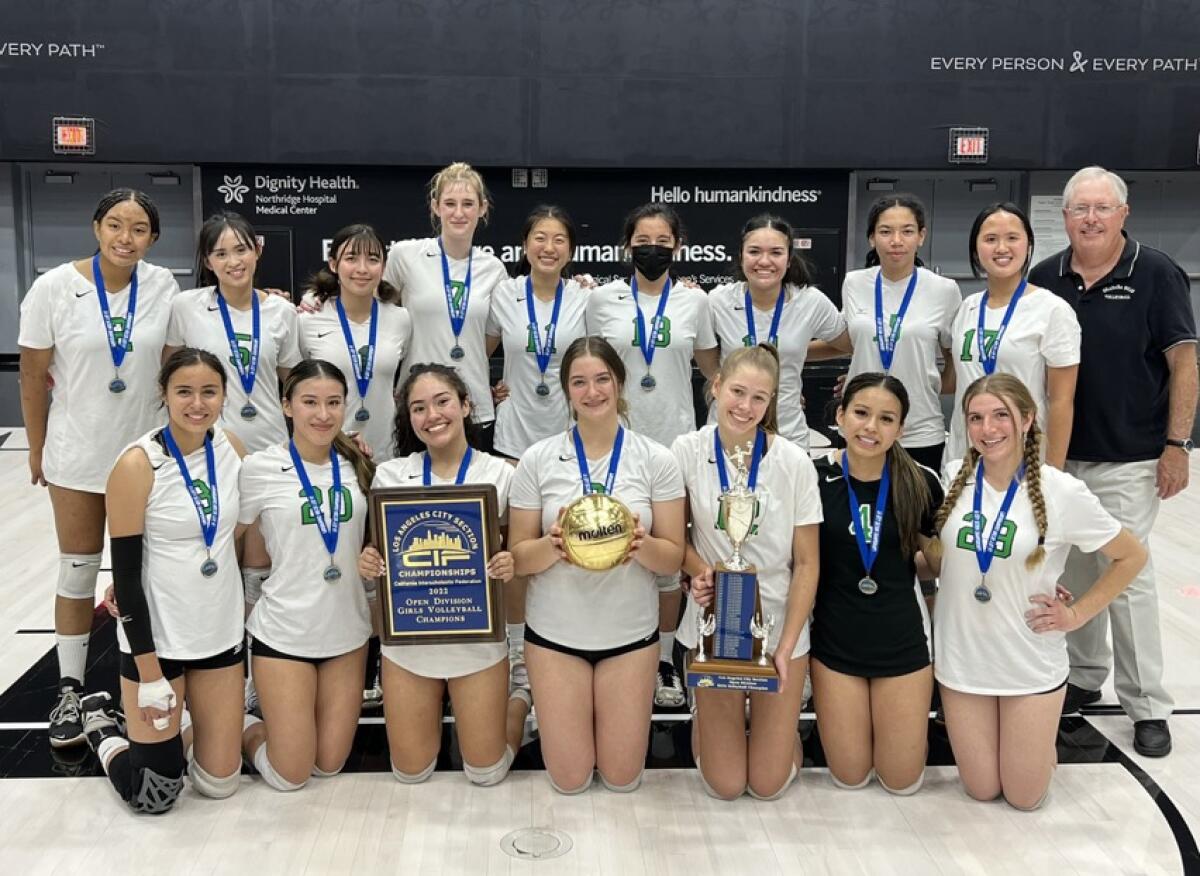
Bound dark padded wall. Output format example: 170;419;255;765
2;1;1198;168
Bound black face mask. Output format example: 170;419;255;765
630;244;674;282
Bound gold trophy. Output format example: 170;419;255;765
686;442;779;692
560;493;636;571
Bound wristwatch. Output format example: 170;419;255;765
1165;438;1194;453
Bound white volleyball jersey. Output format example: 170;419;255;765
116;426;244;660
671;426;822;657
298;299;412;462
586;279;717;448
487;276;590;457
706;282;845;446
841;267;962;448
166;287;302;452
239;443;372;658
18;261;177;493
934;461;1120;695
510;429;686;650
375;450;513;678
943;286;1081;467
384;237;508;424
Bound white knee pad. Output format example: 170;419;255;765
879;771;924;797
463;746;514;787
655;573;682;593
830;768;874;790
252;744;306;792
1007;785;1050;812
242;567;270;606
58;553;101;600
189;759;241;798
747;763;798;801
548;772;592;795
391;757;436;784
599;769;643;793
695;757;743;800
311;764;342;779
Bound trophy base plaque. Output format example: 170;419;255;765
685;653;779;693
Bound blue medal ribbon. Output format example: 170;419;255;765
976;278;1027;376
743;286;786;348
630;275;672;373
841;451;891;580
336;297;377;407
289;441;342;560
971;461;1024;580
525;276;564;382
572;425;624;496
215;287;261;398
873;269;918;372
422;447;473;486
161;426;219;559
714;428;766;493
438;238;472;346
92;253;138;374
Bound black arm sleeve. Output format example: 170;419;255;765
111;534;156;657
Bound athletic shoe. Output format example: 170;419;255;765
80;691;122;752
48;678;85;748
245;676;261;717
1061;683;1102;715
509;641;529;690
362;679;384;711
1133;720;1172;757
654;661;686;708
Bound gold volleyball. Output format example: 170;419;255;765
560;494;636;571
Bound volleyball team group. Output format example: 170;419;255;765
17;161;1194;816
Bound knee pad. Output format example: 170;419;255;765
830;768;874;791
251;744;305;792
655;573;682;594
242;567;270;606
311;764;342;779
879;771;924;797
190;759;241;798
548;772;592;795
463;746;514;787
747;763;798;801
126;737;185;815
695;757;745;801
1006;785;1050;812
58;553;101;600
391;757;436;785
599;769;643;793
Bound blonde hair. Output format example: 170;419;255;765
427;162;492;232
926;373;1047;570
711;344;781;434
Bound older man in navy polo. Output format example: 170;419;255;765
1028;166;1198;758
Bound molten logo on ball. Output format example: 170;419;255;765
561;494;635;571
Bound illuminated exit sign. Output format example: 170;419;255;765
949;127;989;164
52;116;95;155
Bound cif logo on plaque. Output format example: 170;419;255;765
397;519;475;568
686;439;779;693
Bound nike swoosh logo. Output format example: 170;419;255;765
617;294;631;300
408;473;421;479
516;297;526;302
75;290;94;298
824;474;841;482
280;465;294;472
150;461;168;471
317;331;335;339
207;305;221;311
425;251;438;257
71;561;94;568
558;454;576;462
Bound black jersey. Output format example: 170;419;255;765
810;455;942;678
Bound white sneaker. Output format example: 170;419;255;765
654;661;686;708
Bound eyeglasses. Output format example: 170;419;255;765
1066;204;1122;220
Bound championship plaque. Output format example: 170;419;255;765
686;438;779;693
372;485;505;646
560;493;636;571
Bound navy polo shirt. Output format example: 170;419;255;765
1029;234;1196;463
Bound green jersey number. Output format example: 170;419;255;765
299;486;354;525
954;511;1016;559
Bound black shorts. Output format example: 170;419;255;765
525;625;658;667
475;421;495;453
250;636;361;667
119;643;244;683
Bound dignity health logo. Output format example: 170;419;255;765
218;175;250;205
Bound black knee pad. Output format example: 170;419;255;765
127;736;186;815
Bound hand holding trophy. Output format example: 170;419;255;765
685;430;779;693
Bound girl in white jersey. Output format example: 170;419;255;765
237;359;376;791
18;189;178;749
486;206;589;692
81;348;248;813
926;374;1145;810
944;203;1080;469
299;224;412;462
510;337;687;794
585;204;719;708
810;194;961;471
166;212;302;452
358;363;527;787
707;214;845;448
674;345;822;800
383;162;507;449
